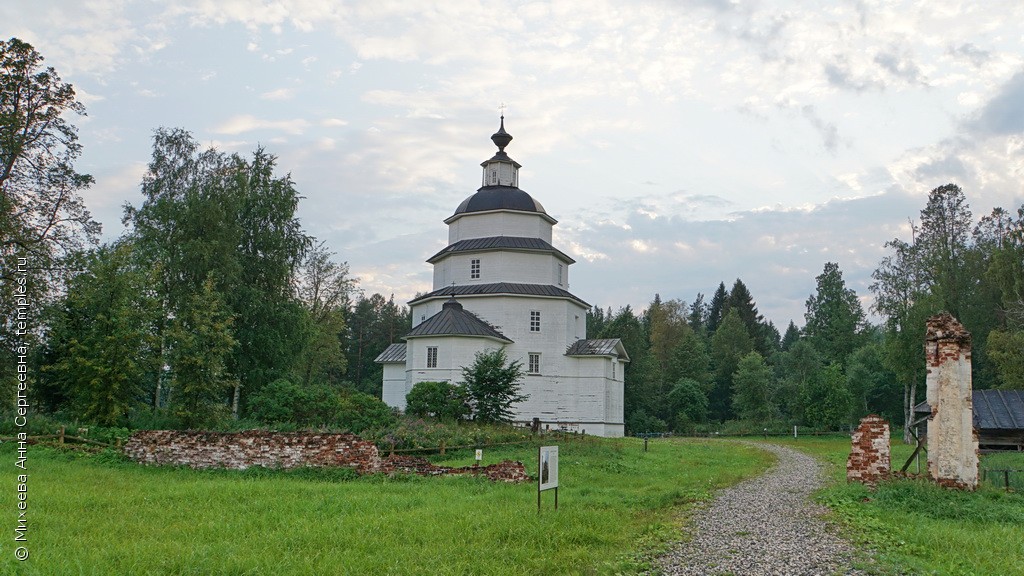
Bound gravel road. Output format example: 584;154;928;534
654;442;866;576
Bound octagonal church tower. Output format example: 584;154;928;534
376;117;628;437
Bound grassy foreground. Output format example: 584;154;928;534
775;437;1024;576
0;437;770;575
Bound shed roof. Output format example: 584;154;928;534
913;389;1024;430
973;389;1024;430
404;298;512;343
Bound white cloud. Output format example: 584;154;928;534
212;115;310;135
260;87;295;100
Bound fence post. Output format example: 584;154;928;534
440;440;446;456
59;426;65;445
1005;470;1010;491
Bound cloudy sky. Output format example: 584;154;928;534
5;1;1023;328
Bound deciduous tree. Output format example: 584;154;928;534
732;352;775;424
1;37;99;399
461;348;527;423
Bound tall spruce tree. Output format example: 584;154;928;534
804;262;866;367
706;282;729;334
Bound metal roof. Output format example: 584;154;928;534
974;389;1024;430
426;236;575;264
913;389;1024;430
375;343;407;363
408;282;590;307
404;298;512;343
447;186;555;223
565;339;630;362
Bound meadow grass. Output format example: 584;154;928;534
0;436;771;576
773;436;1024;576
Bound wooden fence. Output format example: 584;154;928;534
0;426;118;448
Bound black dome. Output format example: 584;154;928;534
453;185;547;216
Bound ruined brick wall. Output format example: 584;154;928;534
123;430;529;483
847;415;890;487
380;455;529;483
123;430;383;474
925;312;979;490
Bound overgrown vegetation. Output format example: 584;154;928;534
0;438;772;575
779;437;1024;576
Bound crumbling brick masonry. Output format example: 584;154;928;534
847;415;890;488
122;430;528;482
925;312;979;490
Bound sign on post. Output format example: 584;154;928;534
538;445;559;511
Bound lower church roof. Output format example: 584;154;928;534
409;282;589;307
375;343;407;363
565;339;631;362
404;298;512;343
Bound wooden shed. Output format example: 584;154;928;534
915;390;1024;451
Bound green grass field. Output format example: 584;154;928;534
775;437;1024;576
0;437;772;576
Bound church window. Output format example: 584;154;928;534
426;346;438;368
528;353;541;374
530;310;541;332
471;258;480;279
490;169;497;184
612;361;616;379
557;264;563;285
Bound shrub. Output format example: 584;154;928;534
248;378;339;426
626;409;667;435
336;389;396;434
405;381;470;420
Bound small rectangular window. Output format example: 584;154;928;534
528;353;541;374
557;263;563;285
427;346;438;368
530;310;541;332
612;361;616;379
471;258;480;279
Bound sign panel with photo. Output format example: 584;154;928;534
539;446;558;491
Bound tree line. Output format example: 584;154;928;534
2;39;408;431
592;184;1023;435
3;38;1022;436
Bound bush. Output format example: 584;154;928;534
405;381;469;420
248;378;339;427
626;409;666;435
336;389;396;434
359;416;533;450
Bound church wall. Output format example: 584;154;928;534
448;212;553;244
381;363;409;410
466;295;588;350
405;336;491;389
432;251;570;289
511;357;623;437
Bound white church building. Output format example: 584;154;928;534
376;118;628;437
